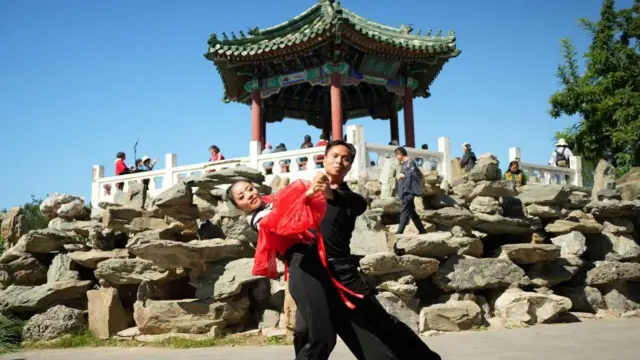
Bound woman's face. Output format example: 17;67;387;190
230;182;262;212
510;162;520;172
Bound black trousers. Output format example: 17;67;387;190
291;255;441;360
397;194;426;234
288;246;402;360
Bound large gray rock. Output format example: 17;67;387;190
544;220;603;234
421;207;475;227
40;194;85;220
359;253;439;280
550;231;587;257
592;160;617;201
584;200;640;217
617;167;640;201
601;218;635;235
585;261;640;285
395;232;483;259
499;244;561;265
555;286;606;313
601;282;640;314
527;256;583;287
376;292;420;332
11;229;86;254
101;206;142;232
452;181;476;200
0;280;92;313
0;208;26;247
48;218;99;238
350;230;390;256
494;288;571;325
133;297;249;335
0;253;47;289
87;287;131;339
94;258;176;285
219;216;257;244
469;196;502;215
47;254;80;283
585;232;640;262
566;191;591;209
525;204;561;219
419;300;482;332
127;238;252;270
22;305;86;341
375;273;418;299
469;181;518;199
470;213;538;235
153;181;193;208
517;185;572;205
185;166;265;192
190;258;283;300
433;256;528;292
68;249;130;269
466;158;500;182
370;198;402;216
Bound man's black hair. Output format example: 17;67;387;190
325;139;356;162
209;145;220;152
226;180;251;207
394;146;408;156
116;152;126;159
421;144;429;150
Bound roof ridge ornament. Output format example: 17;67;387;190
400;24;413;34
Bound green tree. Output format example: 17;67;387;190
21;195;49;231
550;0;640;177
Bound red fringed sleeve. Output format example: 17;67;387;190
252;180;326;279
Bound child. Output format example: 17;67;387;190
227;174;363;360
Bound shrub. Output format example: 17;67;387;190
0;315;24;355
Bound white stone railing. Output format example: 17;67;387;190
91;155;249;205
509;147;583;187
91;125;582;205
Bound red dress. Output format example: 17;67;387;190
253;179;364;309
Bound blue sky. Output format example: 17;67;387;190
0;0;629;209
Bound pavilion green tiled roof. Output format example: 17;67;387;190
206;0;459;59
205;0;460;104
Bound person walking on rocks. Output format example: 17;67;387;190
459;142;477;172
394;146;427;235
293;140;441;360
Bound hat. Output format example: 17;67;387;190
555;138;569;147
462;142;471;149
141;156;150;162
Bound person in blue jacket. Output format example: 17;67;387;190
394;147;427;235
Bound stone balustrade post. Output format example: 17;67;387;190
249;140;261;171
509;147;522;162
346;125;367;181
164;153;177;189
91;165;105;207
438;136;452;182
571;155;583;187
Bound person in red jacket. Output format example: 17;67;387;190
209;145;225;162
114;152;130;190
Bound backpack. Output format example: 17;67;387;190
555;148;569;168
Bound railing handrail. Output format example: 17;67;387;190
366;143;444;160
519;161;574;174
258;146;325;162
97;169;166;183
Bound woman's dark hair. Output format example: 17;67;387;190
394;147;408;156
304;134;311;142
135;159;142;165
116;152;126;159
209;145;220;152
508;160;520;169
325;140;356;161
226;180;251;207
421;144;429;150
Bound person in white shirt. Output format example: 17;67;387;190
546;138;574;184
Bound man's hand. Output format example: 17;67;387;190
307;172;330;197
397;173;405;180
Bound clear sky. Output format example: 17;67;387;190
0;0;629;209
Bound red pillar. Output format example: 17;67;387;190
390;110;399;144
330;73;343;141
251;90;261;143
260;116;266;150
403;87;415;148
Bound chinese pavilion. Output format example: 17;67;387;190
205;0;460;148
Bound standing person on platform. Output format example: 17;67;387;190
394;147;427;235
209;145;225;162
378;141;400;198
314;133;329;168
292;140;441;360
459;142;476;172
547;138;574;184
114;152;130;190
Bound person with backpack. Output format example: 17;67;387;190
394;147;427;235
548;138;574;184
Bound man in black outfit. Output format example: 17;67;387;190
292;140;441;360
394;146;427;235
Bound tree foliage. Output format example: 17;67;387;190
21;195;49;231
550;0;640;177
